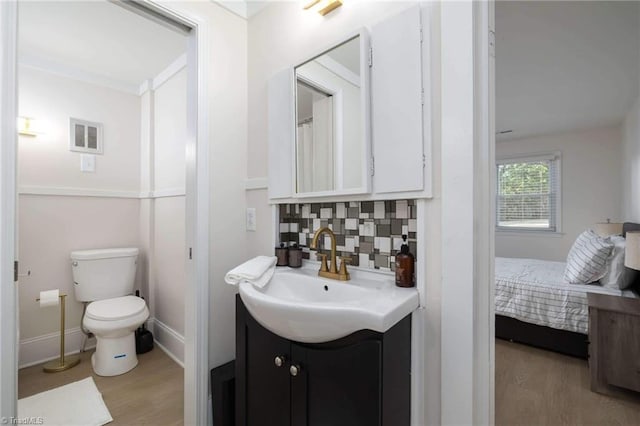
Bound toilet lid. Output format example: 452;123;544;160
86;296;147;321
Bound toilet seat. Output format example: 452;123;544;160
86;295;146;321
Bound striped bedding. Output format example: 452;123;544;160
495;257;637;334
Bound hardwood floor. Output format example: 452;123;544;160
496;339;640;425
19;348;183;425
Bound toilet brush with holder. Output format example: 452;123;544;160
36;291;80;373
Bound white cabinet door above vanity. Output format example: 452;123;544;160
267;5;431;202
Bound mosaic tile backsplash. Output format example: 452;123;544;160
278;200;418;272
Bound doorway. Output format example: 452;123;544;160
0;1;210;423
494;2;640;423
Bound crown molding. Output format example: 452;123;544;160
19;53;140;95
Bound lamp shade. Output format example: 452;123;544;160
625;231;640;271
594;222;623;237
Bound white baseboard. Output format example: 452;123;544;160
147;317;185;367
19;318;185;369
19;327;96;369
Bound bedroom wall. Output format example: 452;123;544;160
495;125;623;261
622;96;640;223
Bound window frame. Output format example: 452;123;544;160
495;152;562;234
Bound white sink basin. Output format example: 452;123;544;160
239;264;420;343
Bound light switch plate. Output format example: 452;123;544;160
80;154;95;173
246;208;257;231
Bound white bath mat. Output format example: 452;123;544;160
18;377;113;426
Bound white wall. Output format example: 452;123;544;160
246;3;442;425
145;67;187;361
167;1;249;372
496;125;623;261
17;68;142;353
18;195;140;339
17;51;190;367
154;69;187;191
246;0;417;257
18;67;140;192
622;97;640;222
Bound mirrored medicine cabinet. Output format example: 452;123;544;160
293;30;371;197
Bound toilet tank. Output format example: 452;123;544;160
71;248;139;302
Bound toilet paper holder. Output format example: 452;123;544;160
35;292;80;373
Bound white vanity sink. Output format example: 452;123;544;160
238;264;420;343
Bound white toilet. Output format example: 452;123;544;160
70;247;149;376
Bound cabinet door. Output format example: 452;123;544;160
602;311;640;392
371;5;424;194
268;69;295;200
290;340;382;426
237;301;292;426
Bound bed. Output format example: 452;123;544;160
495;222;640;358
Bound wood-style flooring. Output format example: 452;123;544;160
496;339;640;426
19;348;183;425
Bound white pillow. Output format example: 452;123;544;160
564;230;613;284
600;235;626;289
600;235;640;290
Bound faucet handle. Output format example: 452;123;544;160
317;254;329;272
339;256;351;279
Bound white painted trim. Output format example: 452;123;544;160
244;177;268;191
138;79;151;97
213;1;270;20
495;230;565;238
147;317;185;367
214;1;248;20
19;54;140;96
473;1;495;424
18;318;186;371
18;186;141;199
152;53;187;91
144;188;187;199
135;3;210;425
18;327;96;369
411;199;427;426
155;339;185;369
440;2;476;424
17;186;185;199
315;55;360;88
21;51;187;99
0;1;18;416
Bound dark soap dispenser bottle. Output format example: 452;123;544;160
395;234;415;287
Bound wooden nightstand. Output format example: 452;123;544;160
588;292;640;395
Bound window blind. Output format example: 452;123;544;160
496;157;559;231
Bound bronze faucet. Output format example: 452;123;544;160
310;227;350;281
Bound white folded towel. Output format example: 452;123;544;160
225;255;277;288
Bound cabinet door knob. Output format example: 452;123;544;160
274;355;286;367
289;364;300;377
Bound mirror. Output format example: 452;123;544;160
294;32;370;196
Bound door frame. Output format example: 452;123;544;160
0;1;211;424
0;0;18;418
440;1;495;424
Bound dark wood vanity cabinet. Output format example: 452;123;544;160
235;295;411;426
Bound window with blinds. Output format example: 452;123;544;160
496;154;560;232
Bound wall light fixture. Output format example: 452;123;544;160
17;116;39;137
304;0;343;16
